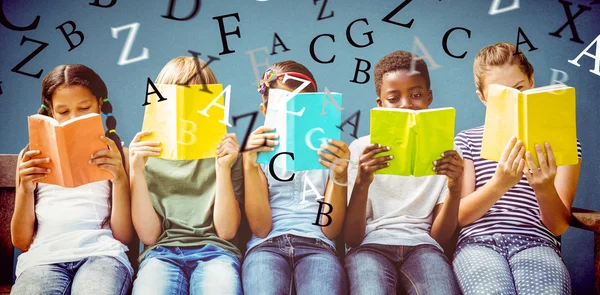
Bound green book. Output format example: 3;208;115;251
370;107;456;176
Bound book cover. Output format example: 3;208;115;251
257;89;342;171
141;84;227;160
28;113;112;188
481;84;578;166
370;107;455;177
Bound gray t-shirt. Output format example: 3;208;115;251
347;135;451;250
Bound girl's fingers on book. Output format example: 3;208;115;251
89;157;115;165
91;149;111;159
506;140;523;164
535;144;549;172
22;150;41;162
23;174;48;182
500;137;518;162
318;158;332;168
544;142;557;168
100;135;117;148
20;157;50;169
326;139;349;152
317;150;336;163
21;167;50;175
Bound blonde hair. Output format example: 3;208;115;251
473;42;534;94
156;56;218;85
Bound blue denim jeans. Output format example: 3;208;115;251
242;234;347;295
11;256;131;295
345;243;460;295
453;233;571;295
132;244;242;295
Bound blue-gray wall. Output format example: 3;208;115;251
1;0;598;292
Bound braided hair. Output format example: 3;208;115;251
34;64;125;228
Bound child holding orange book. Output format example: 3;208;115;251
11;64;133;294
453;42;582;294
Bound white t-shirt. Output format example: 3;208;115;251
347;135;454;250
15;181;132;277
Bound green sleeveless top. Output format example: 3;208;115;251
139;156;244;262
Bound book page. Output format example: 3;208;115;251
371;108;413;176
28;115;64;186
524;87;578;166
141;84;179;159
522;84;569;94
61;113;112;187
177;84;227;160
414;108;456;176
481;84;520;162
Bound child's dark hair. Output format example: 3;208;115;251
259;60;318;108
374;50;430;97
36;64;124;228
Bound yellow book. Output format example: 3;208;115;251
370;107;455;176
481;84;578;166
141;84;227;160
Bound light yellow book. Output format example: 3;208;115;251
370;107;455;176
481;84;578;167
141;84;227;160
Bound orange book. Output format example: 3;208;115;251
28;113;113;188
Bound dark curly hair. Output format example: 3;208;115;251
374;50;431;97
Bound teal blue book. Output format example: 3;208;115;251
257;88;343;171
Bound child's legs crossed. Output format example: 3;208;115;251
242;241;293;295
453;242;516;295
399;244;460;295
345;244;398;295
71;256;131;295
132;247;189;295
509;245;571;295
188;244;242;295
11;264;72;295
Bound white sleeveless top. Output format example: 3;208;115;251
15;181;133;277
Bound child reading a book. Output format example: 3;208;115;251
129;56;245;295
11;64;133;294
453;42;582;294
242;61;349;294
344;51;462;295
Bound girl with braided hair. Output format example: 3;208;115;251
11;64;133;295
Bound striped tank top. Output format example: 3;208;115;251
454;126;582;247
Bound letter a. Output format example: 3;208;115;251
568;34;600;77
488;0;520;15
198;85;233;126
111;22;149;66
321;87;343;115
408;36;441;75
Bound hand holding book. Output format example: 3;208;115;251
17;150;51;193
216;133;241;168
355;144;393;186
432;150;464;194
129;130;161;172
523;142;558;193
90;135;127;180
316;139;350;185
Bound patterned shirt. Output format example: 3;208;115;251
455;126;582;247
